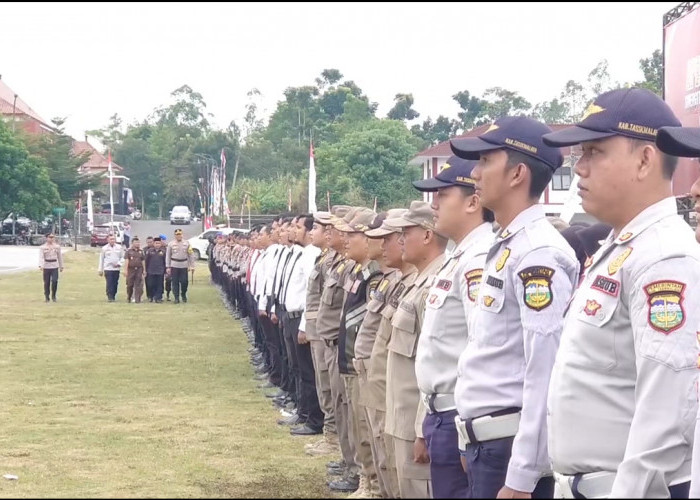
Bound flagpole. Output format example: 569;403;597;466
308;139;318;213
108;148;114;225
326;191;331;212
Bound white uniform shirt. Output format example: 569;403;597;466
98;243;125;272
258;243;282;312
250;248;267;301
415;222;494;403
548;197;700;497
284;244;321;316
455;204;578;493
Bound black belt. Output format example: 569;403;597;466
287;310;303;319
44;259;57;262
171;258;187;262
324;338;339;347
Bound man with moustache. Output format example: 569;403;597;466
544;89;700;498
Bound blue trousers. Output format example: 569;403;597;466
462;436;553;498
423;410;469;498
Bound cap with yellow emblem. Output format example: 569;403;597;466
412;155;477;192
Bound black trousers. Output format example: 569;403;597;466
104;270;120;300
148;274;164;301
286;313;323;430
171;267;188;299
43;268;59;299
260;312;283;387
280;311;299;402
165;275;172;295
145;270;152;299
276;311;293;397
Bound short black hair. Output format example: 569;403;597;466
506;150;553;199
628;138;679;180
153;237;161;242
298;213;313;232
456;185;495;223
146;236;153;240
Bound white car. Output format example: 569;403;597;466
188;227;250;260
170;205;191;225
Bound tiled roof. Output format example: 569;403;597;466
411;123;576;162
0;77;53;129
72;140;123;173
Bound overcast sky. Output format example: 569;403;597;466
1;2;680;141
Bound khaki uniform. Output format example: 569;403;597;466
303;247;337;436
39;242;63;269
317;254;358;475
125;247;146;303
386;255;444;498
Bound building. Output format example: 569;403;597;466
409;123;590;222
0;75;56;135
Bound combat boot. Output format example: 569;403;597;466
347;474;370;498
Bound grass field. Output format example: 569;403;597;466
0;250;338;498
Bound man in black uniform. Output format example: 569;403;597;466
143;236;154;300
146;237;167;303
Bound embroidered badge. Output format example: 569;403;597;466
645;280;685;334
379;280;390;293
618;232;633;242
465;269;483;303
495;248;511;272
518;266;555;311
483;295;495;307
436;279;452;291
354;263;362;274
388;283;406;309
584;256;593;269
486;275;504;290
499;229;511;240
591;275;620;297
583;299;602;316
607;248;633;276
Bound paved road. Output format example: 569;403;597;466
129;220;203;241
0;246;71;274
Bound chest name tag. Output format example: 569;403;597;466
591;275;620;297
486;275;504;290
435;279;452;291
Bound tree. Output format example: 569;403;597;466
531;98;571;124
635;49;662;96
411;115;460;146
315;68;343;90
481;87;532;121
387;93;420;122
113;136;163;218
0;120;60;219
453;90;488;130
559;80;587;122
86;113;124;150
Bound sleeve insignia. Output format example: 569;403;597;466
518;266;555;311
583;299;602;316
465;269;483;303
495;248;511;272
607;248;633;276
644;280;685;334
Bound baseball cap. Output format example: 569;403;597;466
542;88;681;147
332;207;360;230
365;209;408;238
656;126;700;158
313;211;331;224
451;116;563;171
387;201;437;232
412;156;477;192
174;229;183;235
337;209;377;233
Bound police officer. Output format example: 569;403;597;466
450;116;579;499
166;228;195;304
38;233;63;303
124;237;146;303
385;201;448;499
145;237;167;303
656;126;700;498
411;156;496;498
541;90;700;499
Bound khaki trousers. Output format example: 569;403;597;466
343;373;376;483
391;435;431;498
309;339;336;434
323;342;358;474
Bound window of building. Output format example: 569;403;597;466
552;166;572;191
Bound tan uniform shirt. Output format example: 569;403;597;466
166;240;195;269
385;255;445;441
302;247;334;337
355;268;399;360
39;243;63;269
316;254;356;342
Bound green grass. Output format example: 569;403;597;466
0;250;339;498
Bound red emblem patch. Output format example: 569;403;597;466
583;299;601;316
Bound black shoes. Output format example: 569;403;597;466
290;424;322;436
328;474;359;492
174;298;180;304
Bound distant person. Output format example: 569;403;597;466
38;233;63;303
124;237;146;303
166;228;195;304
160;234;173;301
98;233;125;302
146;237;167;303
143;236;154;300
123;222;131;248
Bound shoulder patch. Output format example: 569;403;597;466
518;266;555;311
608;247;633;275
495;248;511;272
618;232;633;242
583;299;602;317
644;280;686;334
465;269;483;303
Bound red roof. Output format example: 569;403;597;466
72;140;124;174
411;123;577;162
0;77;54;130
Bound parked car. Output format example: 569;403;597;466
90;221;125;247
187;227;249;260
170;205;191;225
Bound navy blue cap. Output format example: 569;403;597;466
542;88;681;147
412;155;477;192
656;126;700;158
450;116;563;171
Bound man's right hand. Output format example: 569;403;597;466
98;271;103;277
259;311;268;318
298;331;308;344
